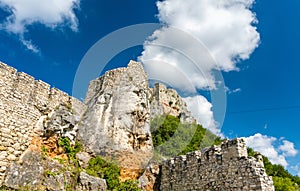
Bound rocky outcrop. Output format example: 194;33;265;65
138;163;161;191
41;102;85;144
76;172;107;191
2;139;75;191
77;61;153;176
150;83;195;123
4;150;45;190
3;147;107;191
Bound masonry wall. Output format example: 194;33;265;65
159;139;274;191
0;62;84;185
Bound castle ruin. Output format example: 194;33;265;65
0;61;274;190
159;138;274;190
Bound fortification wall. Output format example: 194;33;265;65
159;138;274;191
0;62;85;184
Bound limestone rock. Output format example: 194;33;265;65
43;173;65;191
3;147;73;191
77;61;153;169
138;163;161;191
76;152;92;168
150;83;195;123
4;150;44;189
76;172;107;191
42;102;83;143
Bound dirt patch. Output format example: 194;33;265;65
117;151;153;182
30;135;67;160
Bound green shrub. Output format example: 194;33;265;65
85;156;140;190
58;137;82;160
117;180;141;191
151;115;221;157
41;146;48;159
57;138;83;190
86;156;120;189
273;177;300;191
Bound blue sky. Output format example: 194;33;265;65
0;0;300;175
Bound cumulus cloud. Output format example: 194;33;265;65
139;0;259;132
244;133;298;168
183;95;223;137
278;140;298;157
140;0;259;91
0;0;80;52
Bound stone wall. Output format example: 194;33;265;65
159;138;274;191
0;62;85;185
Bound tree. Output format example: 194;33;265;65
151;115;221;157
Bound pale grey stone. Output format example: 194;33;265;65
77;61;153;168
76;172;107;191
76;152;91;169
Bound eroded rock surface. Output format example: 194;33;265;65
77;61;153;173
76;172;107;191
3;143;72;191
150;83;195;123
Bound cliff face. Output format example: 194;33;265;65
78;61;152;153
0;60;274;191
150;83;195;123
77;60;153;180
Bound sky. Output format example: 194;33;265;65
0;0;299;176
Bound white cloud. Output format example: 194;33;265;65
20;38;39;53
183;95;223;137
291;164;300;177
139;0;259;132
244;133;299;168
225;87;242;94
0;0;80;52
278;140;298;157
140;0;259;91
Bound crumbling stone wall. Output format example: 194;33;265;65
159;138;274;191
0;62;85;185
